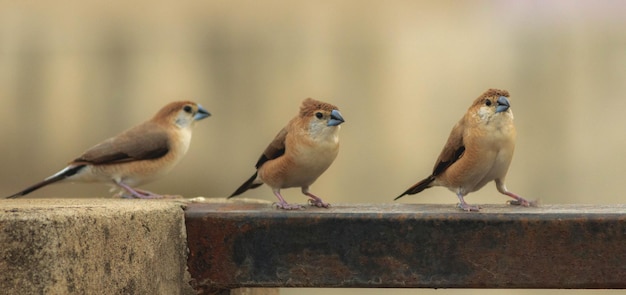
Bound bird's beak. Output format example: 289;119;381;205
327;109;345;126
495;96;510;113
194;104;211;120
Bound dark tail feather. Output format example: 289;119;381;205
5;165;85;199
228;172;263;199
394;175;435;201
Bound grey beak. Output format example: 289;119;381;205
194;104;211;120
327;109;345;126
495;96;510;113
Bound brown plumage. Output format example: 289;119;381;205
395;89;535;211
229;98;345;210
5;101;210;199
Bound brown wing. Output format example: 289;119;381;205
254;127;287;169
228;127;288;198
395;117;467;200
72;122;170;165
431;120;465;176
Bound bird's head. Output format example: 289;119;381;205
470;89;513;122
153;101;211;129
298;98;345;137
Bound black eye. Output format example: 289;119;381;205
183;105;193;113
315;112;323;119
485;100;492;106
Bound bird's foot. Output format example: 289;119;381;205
119;193;162;199
133;189;165;199
302;189;330;208
504;192;538;207
273;201;304;210
120;188;168;199
457;202;481;212
115;183;169;199
456;193;480;212
159;194;184;199
308;198;331;208
507;198;538;207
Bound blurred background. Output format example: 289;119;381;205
1;1;625;294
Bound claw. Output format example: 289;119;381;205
308;198;331;208
456;192;480;212
507;198;538;207
302;187;331;209
116;182;166;199
503;191;538;207
457;202;481;212
273;201;304;210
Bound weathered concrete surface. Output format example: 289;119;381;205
0;199;193;295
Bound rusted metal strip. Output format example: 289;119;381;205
185;202;626;290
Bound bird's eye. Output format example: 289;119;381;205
315;112;323;119
183;105;193;113
485;100;492;106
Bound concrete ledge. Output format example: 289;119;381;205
7;198;625;292
0;199;192;294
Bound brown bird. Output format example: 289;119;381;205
5;101;210;199
229;98;344;210
395;89;534;211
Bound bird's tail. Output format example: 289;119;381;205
5;165;85;199
394;175;435;201
228;172;263;199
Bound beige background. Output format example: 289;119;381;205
1;1;625;294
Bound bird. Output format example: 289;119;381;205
229;98;345;210
5;101;210;199
395;88;535;211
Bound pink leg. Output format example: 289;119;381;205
302;187;330;208
272;189;303;210
496;180;536;207
503;191;536;207
456;192;480;212
116;182;164;199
